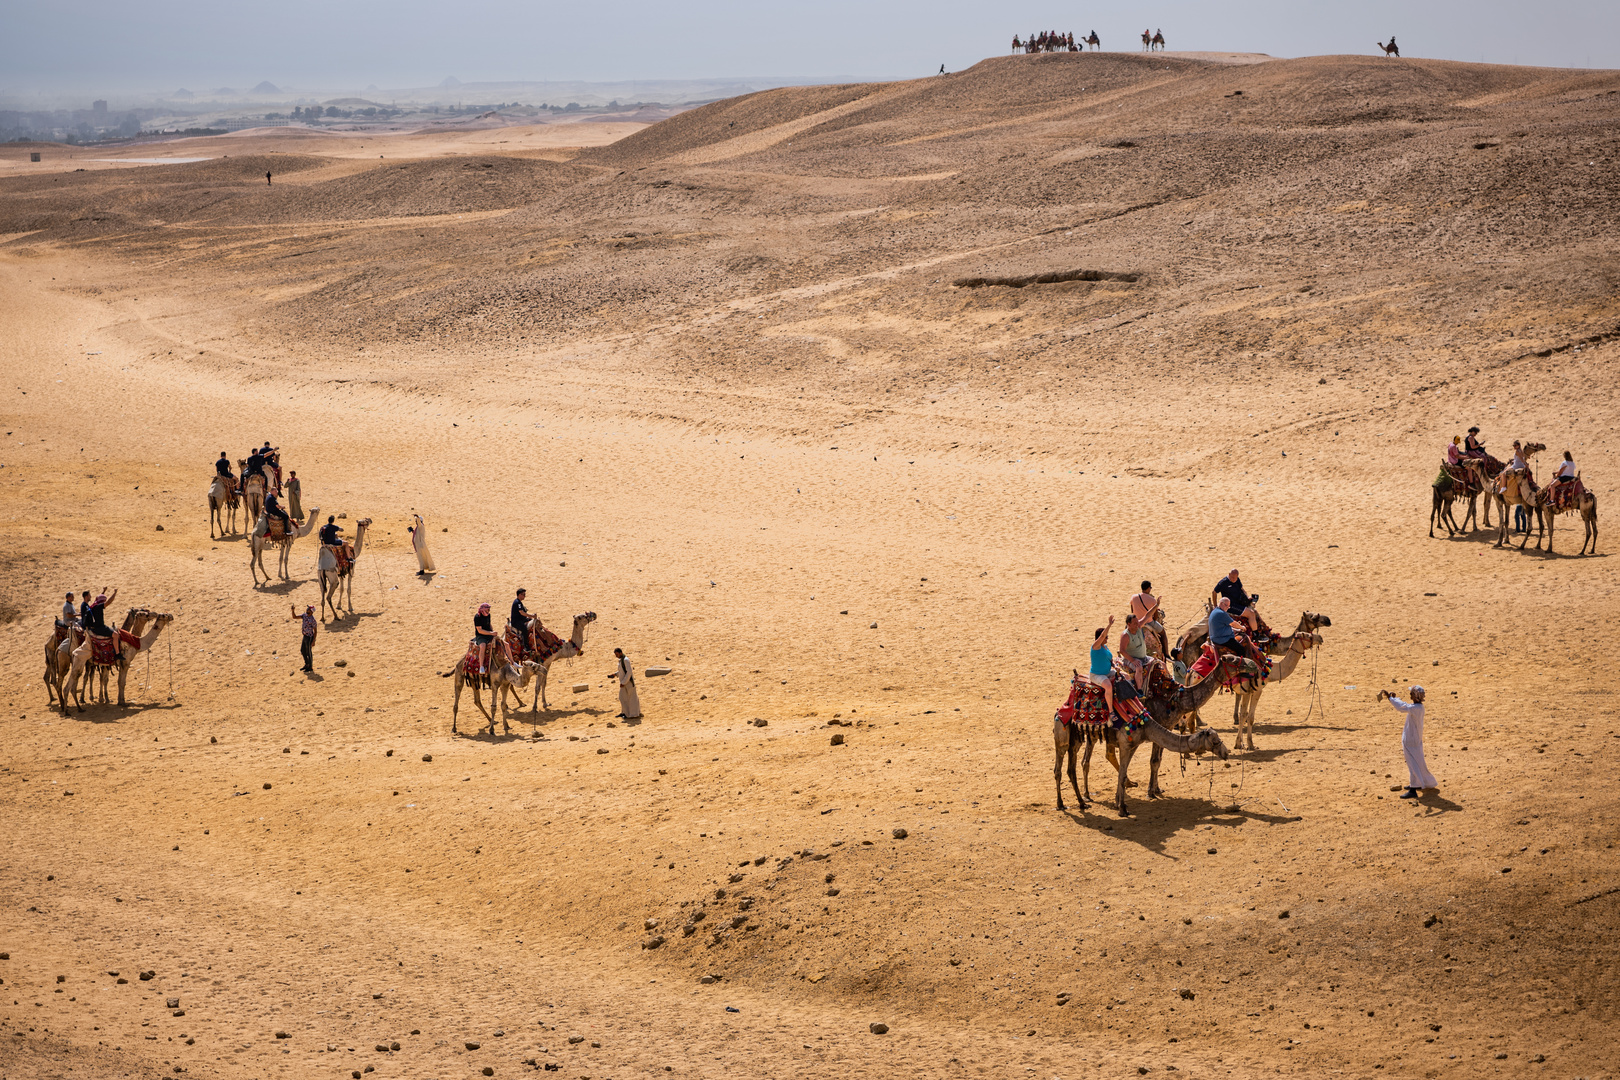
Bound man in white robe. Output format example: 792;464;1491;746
409;514;436;575
1379;685;1435;797
612;648;642;719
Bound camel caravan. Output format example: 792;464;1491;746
446;606;598;735
44;590;175;714
1431;428;1597;554
1052;573;1330;816
1011;31;1099;53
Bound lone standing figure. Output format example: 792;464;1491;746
1378;685;1435;798
611;647;642;719
291;604;316;672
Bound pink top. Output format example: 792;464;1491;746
1445;443;1461;465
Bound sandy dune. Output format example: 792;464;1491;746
2;52;1618;1079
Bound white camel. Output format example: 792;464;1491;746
1230;631;1323;751
44;623;82;707
250;506;319;586
317;517;371;620
208;474;240;538
241;469;265;524
62;611;174;712
491;658;545;733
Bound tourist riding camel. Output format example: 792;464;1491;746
511;588;533;641
1129;579;1168;657
215;451;236;491
1119;614;1153;691
1532;450;1598;555
473;603;496;670
1211;568;1259;633
1089;617;1116;717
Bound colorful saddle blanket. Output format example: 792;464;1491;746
1437;462;1481;495
327;543;354;575
266;518;290;541
89;633;119;667
1546;477;1586;513
528;625;566;664
462;642;500;679
1054;672;1147;731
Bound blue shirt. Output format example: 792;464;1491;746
1209;608;1236;646
1089;645;1113;677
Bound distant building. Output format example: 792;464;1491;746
92;100;107;114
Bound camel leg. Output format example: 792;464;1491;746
1081;734;1095;801
1544;508;1554;554
117;663;128;707
452;674;463;733
1147;743;1165;799
1067;732;1084;809
1054;721;1068;810
1114;734;1137;817
533;666;550;713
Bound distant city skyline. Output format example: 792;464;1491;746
3;0;1615;99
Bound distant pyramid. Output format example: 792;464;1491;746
253;81;281;94
440;76;462;88
173;88;194;98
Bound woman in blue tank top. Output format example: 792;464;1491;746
1089;614;1116;715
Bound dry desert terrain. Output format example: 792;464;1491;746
2;52;1619;1080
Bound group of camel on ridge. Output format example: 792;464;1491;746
1430;442;1599;554
1054;608;1332;818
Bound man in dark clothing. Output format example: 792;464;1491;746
264;492;290;534
215;452;234;478
318;515;342;547
291;604;316;672
84;589;117;636
244;448;266;482
510;588;533;639
1211;569;1259;632
79;590;93;627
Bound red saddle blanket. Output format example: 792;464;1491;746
1055;672;1148;730
89;633;121;667
462;644;492;678
1440;462;1482;494
1547;477;1586;513
326;543;353;574
267;518;290;541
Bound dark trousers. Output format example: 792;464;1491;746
300;635;314;671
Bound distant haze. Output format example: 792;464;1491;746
2;0;1616;102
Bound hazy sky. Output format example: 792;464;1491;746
3;0;1616;96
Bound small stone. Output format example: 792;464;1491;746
568;1035;585;1044
700;975;715;985
422;755;432;762
825;872;836;883
572;683;589;693
893;828;908;839
390;1041;400;1050
172;1009;185;1016
730;916;747;929
1182;917;1192;925
117;977;127;984
465;1041;481;1050
155;524;164;531
348;670;356;677
334;659;347;667
590;1041;600;1048
682;923;696;936
1531;1055;1545;1063
210;736;217;743
597;748;608;754
642;935;666;950
869;1022;889;1035
831;733;845;745
386;749;393;757
58;975;67;984
482;1069;494;1077
263;782;272;790
826;887;840;896
728;873;744;883
753;855;767;866
752;718;768;727
1424;914;1439;928
645;918;659;930
1178;988;1195;1000
374;1043;389;1052
275;1030;290;1039
869;622;878;629
353;1072;362;1079
1207;848;1217;855
715;888;727;900
166;997;179;1008
139;970;154;981
282;747;291;754
1278;910;1290;919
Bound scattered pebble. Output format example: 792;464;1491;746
893;828;908;839
422;755;433;763
869;1022;889;1035
465;1041;481;1050
830;733;845;745
700;975;715;985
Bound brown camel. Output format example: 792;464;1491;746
1377;40;1400;56
1176;610;1332;678
241;469;265;524
1532;478;1598;555
1053;650;1257;812
43;622;82;706
1230;631;1323;751
208;473;240;538
1492;443;1547;549
62;610;173;712
1431;458;1487;537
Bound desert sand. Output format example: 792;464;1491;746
1;51;1618;1080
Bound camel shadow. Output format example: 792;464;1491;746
454;728;535;744
321;612;383;634
1066;797;1299;854
526;706;610;723
252;580;302;595
72;700;187;722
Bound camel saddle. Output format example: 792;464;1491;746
52;619;73;647
332;542;355;574
267;517;290;541
462;641;501;683
1547;476;1586;513
1054;670;1146;730
1438;462;1481;496
216;473;238;497
89;632;120;667
528;623;566;664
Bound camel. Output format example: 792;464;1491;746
1177;610;1332;680
241;470;265;524
1141;29;1152;51
448;642;508;734
1230;630;1324;751
1151;30;1166;51
1533;479;1599;555
208;474;240;538
62;610;173;712
490;659;546;733
1431;458;1487;537
1084;31;1100;50
1376;40;1400;57
1491;444;1546;549
250;506;319;586
43;622;82;706
317;518;371;620
526;611;598;712
1054;650;1257;813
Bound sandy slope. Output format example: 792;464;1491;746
1;52;1618;1080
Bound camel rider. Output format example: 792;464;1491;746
61;591;79;625
1211;568;1260;633
1548;451;1580;507
319;515;341;547
80;590;93;627
244;447;267;484
511;588;533;640
1508;441;1535;486
84;588;117;637
1207;596;1248;662
1463;427;1487;459
264;491;291;534
473;603;496;670
1445;436;1462;466
1554;450;1577;484
1130;579;1167;657
1089;616;1116;717
1120;614;1153;690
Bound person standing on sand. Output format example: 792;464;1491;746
266;171;272;186
291;603;316;672
408;514;435;575
1378;685;1434;798
611;648;641;719
285;470;302;520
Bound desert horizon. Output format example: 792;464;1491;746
2;48;1618;1080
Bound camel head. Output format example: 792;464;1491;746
1523;442;1547;457
1194;727;1231;760
356;517;373;528
572;611;598;642
1300;611;1332;632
